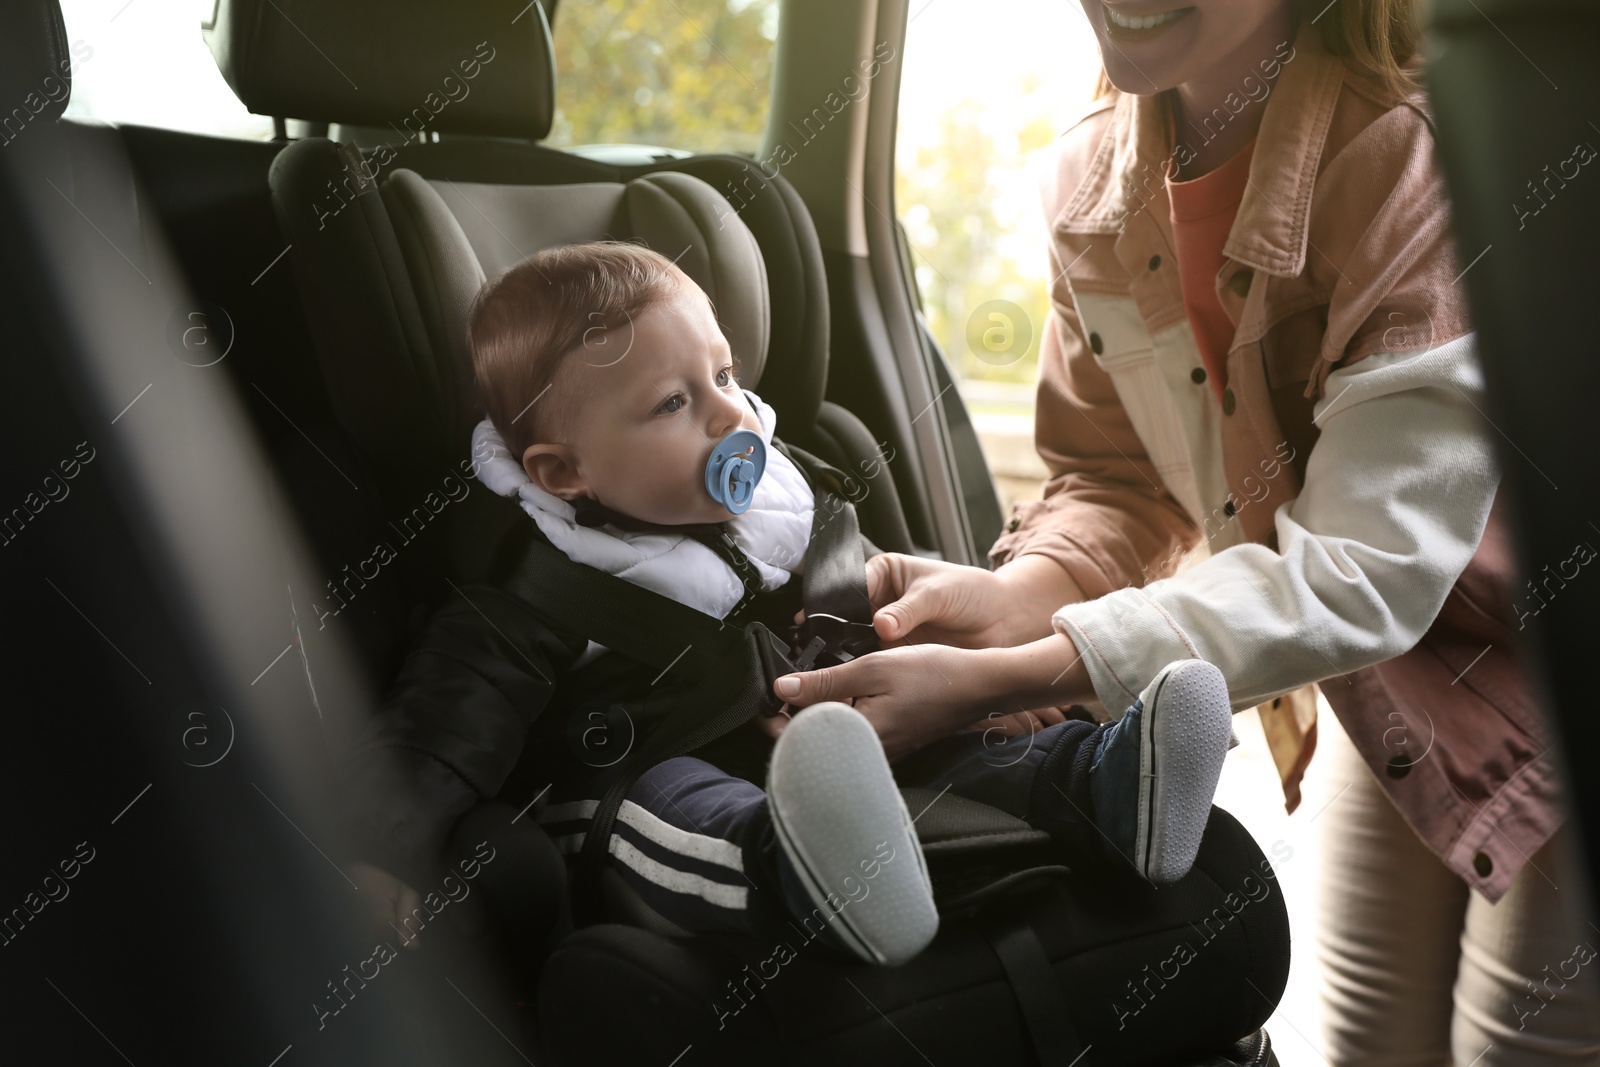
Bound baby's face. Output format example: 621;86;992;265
522;288;761;526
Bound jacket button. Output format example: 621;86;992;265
1148;254;1162;271
1190;367;1207;384
1006;515;1020;532
1228;270;1253;297
1222;499;1237;518
1222;388;1236;415
1473;851;1494;877
1386;752;1412;779
1089;331;1103;355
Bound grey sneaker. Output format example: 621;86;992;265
766;702;938;966
1089;659;1232;885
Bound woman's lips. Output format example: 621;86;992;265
1100;2;1195;42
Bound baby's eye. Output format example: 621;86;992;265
716;366;733;387
657;392;685;415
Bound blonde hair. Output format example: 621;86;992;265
467;242;687;460
1092;0;1423;103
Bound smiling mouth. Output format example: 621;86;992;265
1102;3;1193;32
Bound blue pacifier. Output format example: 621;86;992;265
704;429;767;515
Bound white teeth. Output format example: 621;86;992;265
1104;4;1188;30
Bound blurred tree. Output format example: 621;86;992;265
895;75;1059;386
548;0;779;153
551;3;1062;393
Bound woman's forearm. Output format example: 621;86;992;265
1052;334;1498;713
992;554;1089;645
978;632;1095;712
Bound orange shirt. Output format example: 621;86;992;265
1166;138;1256;402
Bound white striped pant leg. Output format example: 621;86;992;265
540;756;784;935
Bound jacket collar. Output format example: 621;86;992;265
1053;17;1346;279
467;389;816;620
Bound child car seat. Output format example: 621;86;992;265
205;1;1290;1061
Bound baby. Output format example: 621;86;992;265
351;241;1234;968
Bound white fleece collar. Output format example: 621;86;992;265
471;389;815;619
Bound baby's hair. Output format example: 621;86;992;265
468;241;698;461
1092;0;1424;103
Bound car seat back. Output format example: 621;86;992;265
206;0;912;578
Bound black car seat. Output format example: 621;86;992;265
204;0;913;599
202;2;1289;1063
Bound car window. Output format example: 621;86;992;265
547;0;779;154
57;0;275;140
894;0;1099;513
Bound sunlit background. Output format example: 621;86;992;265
56;2;1340;1062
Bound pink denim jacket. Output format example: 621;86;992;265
988;18;1560;901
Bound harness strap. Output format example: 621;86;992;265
502;533;774;924
774;441;879;659
978;913;1088;1066
497;441;878;925
501;533;737;673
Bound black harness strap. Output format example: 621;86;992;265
501;534;769;924
979;913;1088;1066
775;442;879;661
497;438;881;925
501;533;738;673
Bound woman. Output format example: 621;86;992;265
773;0;1600;1061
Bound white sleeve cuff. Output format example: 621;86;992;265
1053;588;1200;717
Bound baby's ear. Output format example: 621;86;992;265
522;443;589;500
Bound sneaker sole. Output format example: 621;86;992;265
1137;660;1232;884
766;702;938;966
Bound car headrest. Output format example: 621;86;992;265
381;168;771;452
1;0;73;128
203;0;556;140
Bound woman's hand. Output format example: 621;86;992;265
773;644;992;760
350;860;423;950
773;633;1094;762
857;553;1088;650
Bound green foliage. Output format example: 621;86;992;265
895;75;1059;385
548;0;779;153
550;3;1059;392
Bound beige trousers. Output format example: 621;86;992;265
1317;723;1600;1066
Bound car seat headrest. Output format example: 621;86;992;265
2;0;73;128
203;0;556;140
381;168;771;453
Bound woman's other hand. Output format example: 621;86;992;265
773;633;1091;762
350;860;423;949
773;644;988;760
865;552;1088;649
